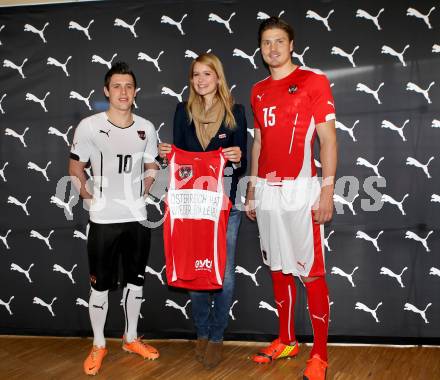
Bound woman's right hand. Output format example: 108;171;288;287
158;143;172;158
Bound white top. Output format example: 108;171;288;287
71;112;158;223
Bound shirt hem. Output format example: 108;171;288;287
89;216;147;224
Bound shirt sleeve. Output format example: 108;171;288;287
310;73;336;124
144;121;158;163
70;119;93;162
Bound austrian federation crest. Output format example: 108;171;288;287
137;130;146;140
178;165;193;179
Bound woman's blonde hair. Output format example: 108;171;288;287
186;53;236;129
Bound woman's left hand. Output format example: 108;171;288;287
222;146;241;163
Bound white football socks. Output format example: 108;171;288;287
122;283;143;343
88;288;109;348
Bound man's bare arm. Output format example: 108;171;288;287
143;162;159;195
314;119;338;224
69;159;92;200
245;128;261;221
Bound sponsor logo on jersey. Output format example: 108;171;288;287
137;130;146;140
218;133;226;139
195;258;212;271
99;129;110;137
178;165;193;179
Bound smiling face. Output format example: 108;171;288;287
260;27;294;70
191;62;219;102
104;73;136;112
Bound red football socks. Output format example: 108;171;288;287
271;271;297;345
304;276;329;361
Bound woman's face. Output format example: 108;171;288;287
191;62;219;99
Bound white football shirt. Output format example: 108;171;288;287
71;112;158;223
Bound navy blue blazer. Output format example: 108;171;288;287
173;102;248;206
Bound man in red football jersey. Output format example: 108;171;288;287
245;17;337;380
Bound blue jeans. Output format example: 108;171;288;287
189;207;241;342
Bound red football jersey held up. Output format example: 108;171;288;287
163;146;231;290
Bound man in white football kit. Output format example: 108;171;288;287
246;18;337;380
69;62;159;375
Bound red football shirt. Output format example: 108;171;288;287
251;66;335;180
163;146;231;290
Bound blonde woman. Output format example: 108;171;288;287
159;53;247;369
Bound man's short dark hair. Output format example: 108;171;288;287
104;62;137;89
258;16;295;45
